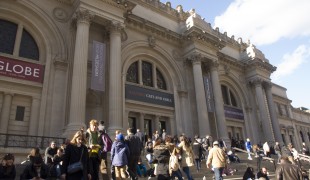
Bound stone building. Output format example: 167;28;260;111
0;0;309;152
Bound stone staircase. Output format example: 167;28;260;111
14;150;310;180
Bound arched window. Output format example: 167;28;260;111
142;61;152;87
221;84;238;107
126;61;138;83
156;68;166;90
126;60;167;90
0;19;39;61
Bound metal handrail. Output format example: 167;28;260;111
0;133;66;149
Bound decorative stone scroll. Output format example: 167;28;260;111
74;9;95;24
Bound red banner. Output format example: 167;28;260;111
0;56;44;83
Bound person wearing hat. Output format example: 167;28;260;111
0;153;16;179
111;133;130;179
206;141;227;180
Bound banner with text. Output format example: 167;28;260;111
203;74;215;112
224;106;244;120
125;84;174;107
91;41;106;91
0;56;44;83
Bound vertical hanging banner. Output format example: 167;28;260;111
203;74;214;112
91;41;106;91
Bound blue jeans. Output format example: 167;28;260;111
171;169;183;180
182;166;193;180
213;167;224;180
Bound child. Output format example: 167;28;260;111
136;158;147;177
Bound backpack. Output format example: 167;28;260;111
101;133;113;152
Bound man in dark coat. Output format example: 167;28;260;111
20;156;49;180
125;128;142;180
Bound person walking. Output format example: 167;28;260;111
61;130;91;180
274;142;282;164
111;133;130;180
178;135;195;180
206;141;227;180
192;137;203;172
275;156;303;180
245;138;253;160
125;128;142;180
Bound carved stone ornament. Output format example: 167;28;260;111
110;21;125;32
148;35;156;48
53;7;69;22
74;9;95;24
187;53;204;64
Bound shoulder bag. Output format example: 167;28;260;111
67;147;84;174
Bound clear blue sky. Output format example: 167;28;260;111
162;0;310;109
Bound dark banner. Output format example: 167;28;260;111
203;74;214;112
224;106;244;120
0;56;44;83
91;41;106;91
125;84;174;107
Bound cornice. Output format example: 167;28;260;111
183;26;226;50
128;0;190;21
217;52;245;72
243;58;277;73
125;14;182;43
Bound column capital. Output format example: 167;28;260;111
209;61;220;71
249;77;263;87
3;92;14;97
74;9;95;24
187;53;205;65
109;21;125;32
263;81;272;90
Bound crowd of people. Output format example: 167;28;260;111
0;119;310;180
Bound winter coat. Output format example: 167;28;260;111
111;140;130;167
276;161;303;180
125;133;142;155
178;141;195;167
207;146;227;168
62;143;90;180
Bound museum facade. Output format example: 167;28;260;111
0;0;309;150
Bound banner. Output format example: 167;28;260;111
224;106;244;120
91;41;106;91
0;56;44;83
203;74;214;112
125;84;174;107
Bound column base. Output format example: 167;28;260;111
62;122;87;139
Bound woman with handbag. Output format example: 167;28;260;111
178;135;195;180
61;130;91;180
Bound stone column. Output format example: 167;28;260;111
28;97;40;135
139;113;145;133
154;115;160;132
168;116;175;135
209;62;229;143
66;9;94;136
189;54;210;136
252;78;274;142
0;93;13;133
264;82;282;143
108;21;124;134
